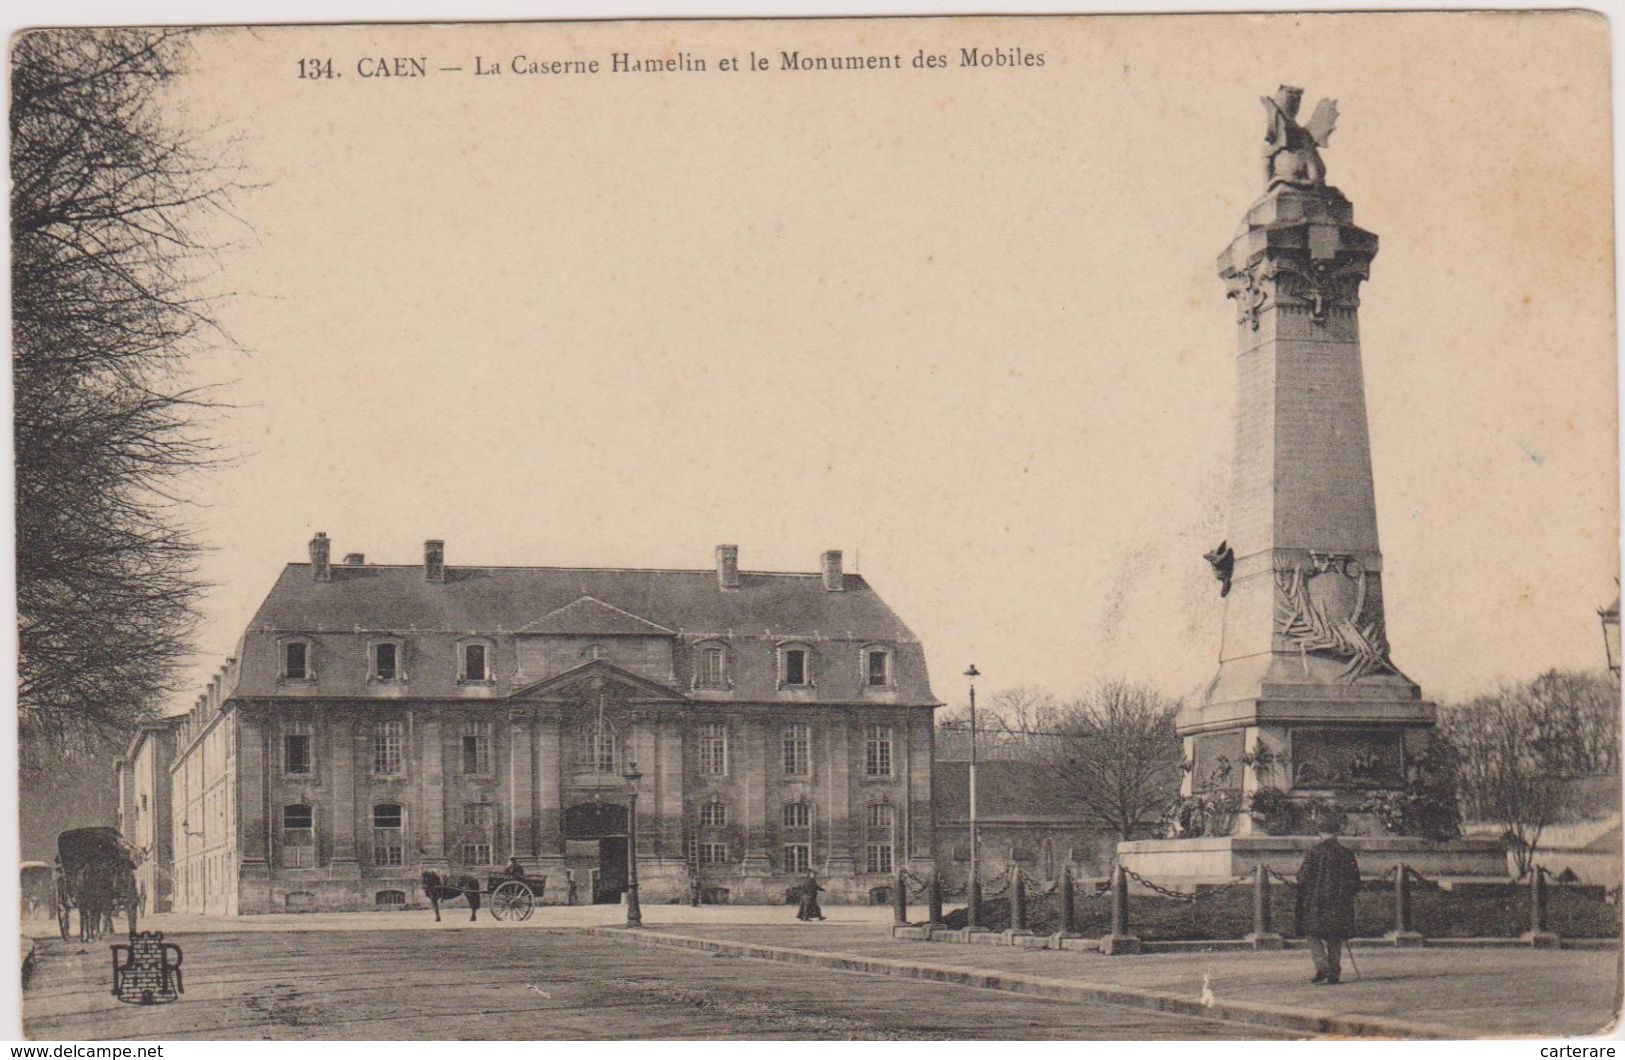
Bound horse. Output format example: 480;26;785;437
420;870;481;922
76;865;116;942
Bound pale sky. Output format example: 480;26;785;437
164;13;1616;712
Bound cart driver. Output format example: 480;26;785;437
502;856;526;880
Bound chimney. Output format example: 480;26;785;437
715;544;740;590
425;539;445;582
343;552;365;566
309;532;331;582
821;550;845;591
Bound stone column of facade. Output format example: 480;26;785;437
656;716;685;865
631;717;659;859
418;713;447;870
532;714;567;877
741;715;772;876
329;713;358;867
508;711;536;867
906;712;934;868
824;714;856;876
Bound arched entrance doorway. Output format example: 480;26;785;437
563;802;629;904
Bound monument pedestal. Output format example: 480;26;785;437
1117;835;1508;889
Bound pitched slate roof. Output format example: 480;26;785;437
517;595;676;636
231;562;937;705
248;564;916;640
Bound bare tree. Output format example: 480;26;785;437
1440;669;1620;877
12;29;234;778
996;680;1184;842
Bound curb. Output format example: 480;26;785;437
580;926;1475;1039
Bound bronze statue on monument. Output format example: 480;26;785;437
1261;84;1339;191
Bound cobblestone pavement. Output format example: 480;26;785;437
653;923;1623;1038
22;926;1292;1040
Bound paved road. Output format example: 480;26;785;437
24;928;1293;1040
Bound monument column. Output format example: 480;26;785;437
1118;86;1505;883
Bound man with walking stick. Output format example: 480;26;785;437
1295;819;1362;985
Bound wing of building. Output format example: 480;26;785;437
162;537;940;914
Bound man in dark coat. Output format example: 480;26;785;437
1294;825;1361;984
795;873;826;921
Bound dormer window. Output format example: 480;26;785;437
693;642;729;689
779;644;813;689
280;638;314;681
459;640;494;684
864;647;894;688
368;639;405;683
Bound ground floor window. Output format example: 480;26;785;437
373;804;403;866
698;842;729;865
462;842;493;866
864;803;895;875
783;843;811;874
375;890;406;909
282;804;314;868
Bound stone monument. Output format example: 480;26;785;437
1118;87;1506;885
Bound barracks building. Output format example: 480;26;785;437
161;536;940;914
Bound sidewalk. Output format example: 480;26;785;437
21;902;898;937
584;921;1623;1039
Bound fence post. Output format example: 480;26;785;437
1387;862;1423;946
1246;863;1283;950
1523;865;1560;948
1100;864;1141;955
893;869;908;926
1058;866;1078;938
1008;865;1030;936
927;871;944;929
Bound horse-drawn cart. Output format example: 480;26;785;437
55;827;140;941
486;874;547;921
421;869;547;922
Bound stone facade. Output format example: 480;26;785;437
162;540;939;914
113;721;182;913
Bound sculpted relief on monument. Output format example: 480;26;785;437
1274;552;1394;682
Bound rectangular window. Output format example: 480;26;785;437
372;804;403;866
374;642;398;680
578;728;617;774
462;842;493;866
864;724;893;777
784;844;811;874
866;650;890;687
698;722;728;776
696;645;725;686
282;805;314;869
698;842;729;865
782;802;810;829
374;721;403;775
461;722;490;775
284;733;312;775
463;643;487;681
782;723;810;776
783;648;808;687
865;803;895;875
284;641;308;679
700;802;727;827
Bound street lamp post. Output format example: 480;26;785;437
1599;594;1620;678
964;664;982;930
623;762;643;928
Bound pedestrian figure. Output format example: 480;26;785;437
565;868;579;906
1295;822;1361;985
795;872;826;921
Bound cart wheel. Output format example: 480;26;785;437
491;881;533;923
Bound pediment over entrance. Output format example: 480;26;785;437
509;657;688;702
516;595;675;636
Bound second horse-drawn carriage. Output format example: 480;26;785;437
420;868;548;922
54;827;140;941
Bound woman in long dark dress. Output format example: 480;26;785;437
795;873;826;921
